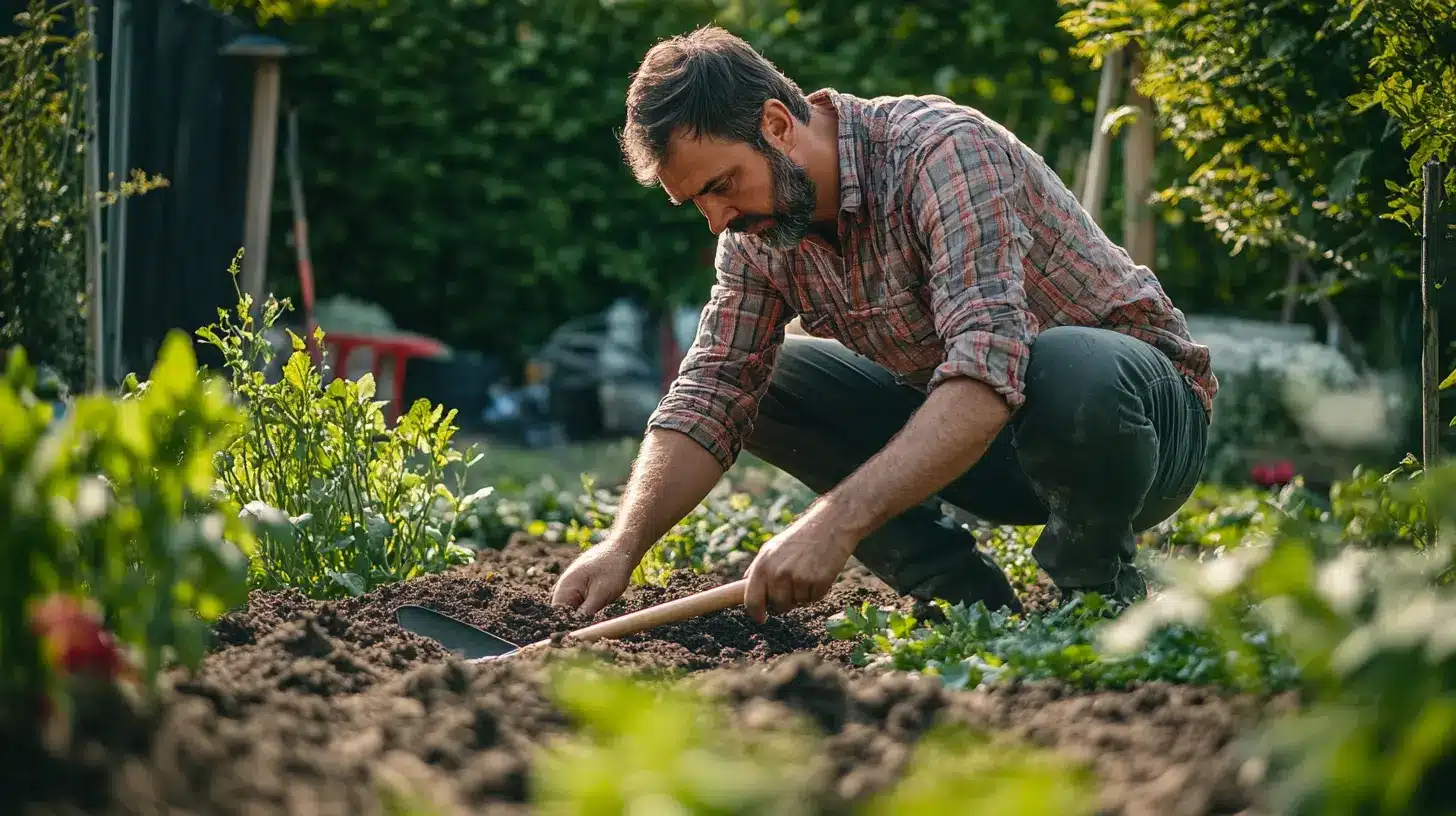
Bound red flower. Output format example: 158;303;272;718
28;593;134;682
1250;459;1297;487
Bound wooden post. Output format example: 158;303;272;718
1080;48;1124;224
1121;45;1157;268
241;58;282;305
104;0;134;385
82;0;105;391
1421;158;1446;545
221;34;304;308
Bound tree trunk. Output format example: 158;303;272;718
1121;46;1157;269
1080;48;1124;224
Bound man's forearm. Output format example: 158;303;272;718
822;376;1010;538
607;427;726;560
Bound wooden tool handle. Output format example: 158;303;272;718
525;579;748;650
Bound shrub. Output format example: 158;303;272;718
1058;0;1453;288
197;256;490;600
0;334;254;720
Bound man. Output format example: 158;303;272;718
550;25;1216;624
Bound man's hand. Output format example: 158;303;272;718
743;505;859;623
550;542;639;617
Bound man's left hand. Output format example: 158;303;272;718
743;505;859;623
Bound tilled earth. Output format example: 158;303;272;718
13;536;1286;816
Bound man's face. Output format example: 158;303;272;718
657;131;817;250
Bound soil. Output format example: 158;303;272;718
12;536;1287;816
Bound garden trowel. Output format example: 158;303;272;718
393;578;747;663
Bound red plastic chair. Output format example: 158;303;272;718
323;331;448;424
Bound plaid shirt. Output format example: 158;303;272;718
649;88;1217;472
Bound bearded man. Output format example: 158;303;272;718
551;25;1216;624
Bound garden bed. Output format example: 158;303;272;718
16;535;1288;816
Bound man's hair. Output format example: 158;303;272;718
620;25;812;187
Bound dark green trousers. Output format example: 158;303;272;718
742;326;1209;612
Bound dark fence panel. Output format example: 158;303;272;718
92;0;259;377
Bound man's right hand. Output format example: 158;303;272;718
550;542;639;617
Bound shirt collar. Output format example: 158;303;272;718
806;88;866;218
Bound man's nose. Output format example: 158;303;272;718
698;201;738;236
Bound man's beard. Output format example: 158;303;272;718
727;143;817;249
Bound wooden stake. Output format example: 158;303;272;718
1421;158;1446;544
241;58;283;306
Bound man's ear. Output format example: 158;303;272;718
759;99;796;151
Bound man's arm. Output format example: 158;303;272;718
599;427;725;563
817;126;1037;539
552;235;791;613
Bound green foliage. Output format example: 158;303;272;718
1101;463;1456;815
458;474;601;550
560;476;807;586
860;726;1098;816
1327;455;1427;549
974;523;1044;588
0;0;88;385
1344;0;1456;225
267;0;1111;365
210;0;383;24
1149;482;1274;553
197;255;487;600
1057;0;1451;291
0;0;167;388
533;662;827;815
0;334;254;707
533;660;1097;815
827;594;1294;692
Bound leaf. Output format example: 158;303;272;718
825;613;861;641
1101;104;1140;136
1328;149;1373;203
328;570;367;596
460;486;497;512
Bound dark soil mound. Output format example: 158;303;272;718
12;537;1278;816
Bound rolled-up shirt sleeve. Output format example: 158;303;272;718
908;124;1038;411
645;233;791;471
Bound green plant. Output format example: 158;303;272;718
533;659;1098;815
1343;0;1456;227
560;479;802;586
827;593;1294;692
1328;454;1427;549
1146;482;1277;554
860;726;1098;816
0;0;167;388
196;257;488;600
1058;0;1399;269
1100;462;1456;815
533;662;828;815
0;334;255;717
977;524;1044;588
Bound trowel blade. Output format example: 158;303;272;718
393;604;521;660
